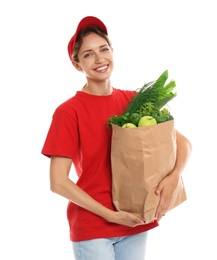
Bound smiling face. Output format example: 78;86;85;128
72;32;114;83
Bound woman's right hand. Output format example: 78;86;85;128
108;210;145;228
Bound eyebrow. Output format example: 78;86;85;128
81;44;109;55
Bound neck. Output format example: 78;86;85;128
82;82;113;96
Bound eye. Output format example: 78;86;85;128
101;47;110;52
83;52;93;58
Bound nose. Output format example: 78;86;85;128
95;53;104;63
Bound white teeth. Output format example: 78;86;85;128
96;65;107;71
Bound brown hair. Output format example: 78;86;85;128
72;26;111;62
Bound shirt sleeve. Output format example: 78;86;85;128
41;107;79;159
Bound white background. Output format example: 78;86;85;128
1;0;216;259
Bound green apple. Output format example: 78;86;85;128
129;113;142;126
138;116;157;127
122;123;137;128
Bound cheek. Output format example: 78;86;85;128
80;62;91;73
108;55;114;68
76;59;89;72
107;52;114;63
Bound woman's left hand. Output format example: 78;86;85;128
155;173;179;221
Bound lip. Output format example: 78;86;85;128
94;64;109;72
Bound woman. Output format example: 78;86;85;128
41;16;192;260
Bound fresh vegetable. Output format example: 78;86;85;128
128;113;142;126
108;70;176;127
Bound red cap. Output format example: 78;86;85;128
67;16;108;60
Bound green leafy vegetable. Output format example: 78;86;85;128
108;70;177;127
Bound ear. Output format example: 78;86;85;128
71;60;83;72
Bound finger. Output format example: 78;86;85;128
132;221;145;227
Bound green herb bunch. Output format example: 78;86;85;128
108;70;177;127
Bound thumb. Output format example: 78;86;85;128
155;184;162;195
133;218;145;227
131;214;145;225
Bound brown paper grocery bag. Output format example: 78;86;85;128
111;120;187;223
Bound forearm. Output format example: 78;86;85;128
155;130;192;220
51;176;114;221
49;156;145;227
171;130;192;178
49;156;114;221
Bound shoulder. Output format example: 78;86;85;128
113;88;136;100
52;93;80;119
55;91;87;111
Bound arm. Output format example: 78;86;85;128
155;130;192;221
50;156;145;227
